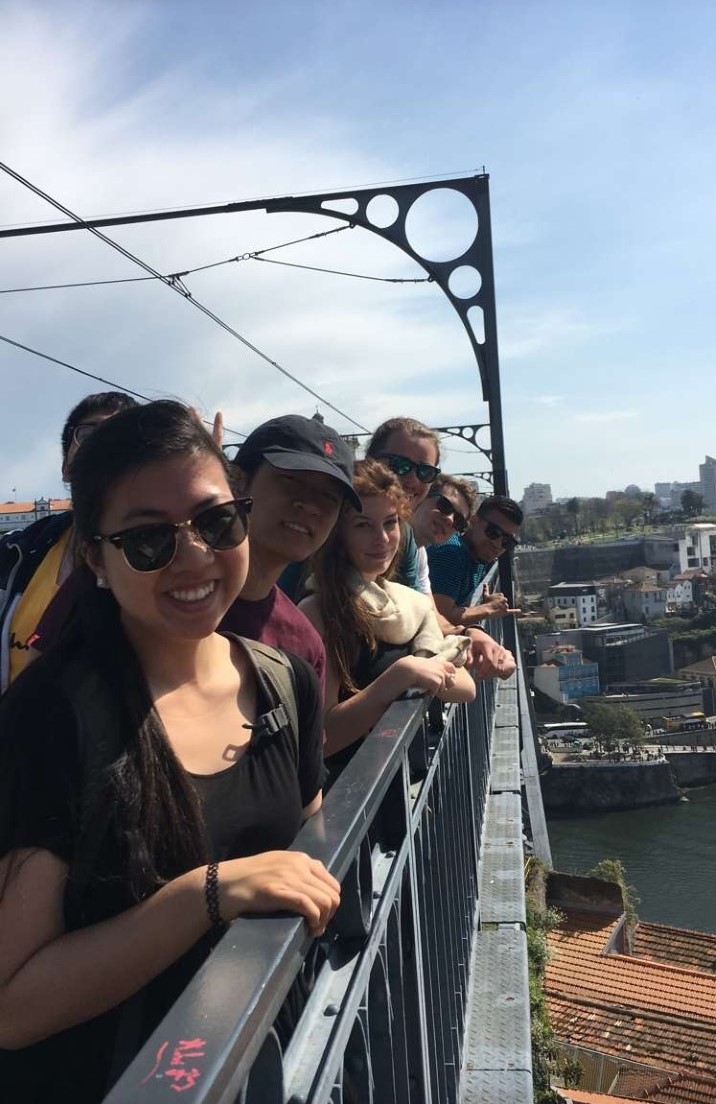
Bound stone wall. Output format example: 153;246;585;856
514;537;676;596
665;751;716;786
540;761;679;814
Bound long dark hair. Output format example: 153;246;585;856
312;458;409;694
1;401;234;900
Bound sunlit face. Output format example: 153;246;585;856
342;493;402;581
379;429;439;508
412;484;471;547
87;453;248;644
241;464;344;567
468;509;521;564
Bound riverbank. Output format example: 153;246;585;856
540;750;716;815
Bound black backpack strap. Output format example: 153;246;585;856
223;633;300;752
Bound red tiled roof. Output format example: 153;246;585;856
0;499;71;513
643;1072;716;1103
633;920;716;973
564;1093;641;1103
546;911;716;1084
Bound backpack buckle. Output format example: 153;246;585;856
252;704;290;739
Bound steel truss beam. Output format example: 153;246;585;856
1;174;508;493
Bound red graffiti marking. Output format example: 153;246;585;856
140;1037;207;1093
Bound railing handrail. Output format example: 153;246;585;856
105;695;429;1103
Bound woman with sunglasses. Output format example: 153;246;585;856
299;460;475;776
0;401;339;1103
365;416;442;594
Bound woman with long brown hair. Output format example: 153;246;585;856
300;459;475;771
0;401;339;1103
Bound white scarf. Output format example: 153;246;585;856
352;576;470;665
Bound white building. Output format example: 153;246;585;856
546;582;600;626
678;523;716;573
0;498;71;534
521;483;553;515
665;577;694;611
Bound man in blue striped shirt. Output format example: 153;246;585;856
428;495;523;628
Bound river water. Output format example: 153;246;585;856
547;783;716;933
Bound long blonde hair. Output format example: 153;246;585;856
312;459;410;694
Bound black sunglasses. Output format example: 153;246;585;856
92;497;252;573
377;453;441;484
429;493;468;534
484;519;519;553
72;421;105;446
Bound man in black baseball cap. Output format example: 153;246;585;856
221;414;359;690
234;414;362;510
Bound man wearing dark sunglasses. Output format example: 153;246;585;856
428;495;523;632
0;391;137;691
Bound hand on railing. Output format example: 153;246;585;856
464;627;516;680
393;655;459;696
216;852;341;937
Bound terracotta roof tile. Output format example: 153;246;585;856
643;1072;716;1103
634;920;716;973
564;1093;641;1103
546;911;716;1082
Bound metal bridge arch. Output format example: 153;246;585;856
264;174;508;495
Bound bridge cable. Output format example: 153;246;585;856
0;161;370;432
0;333;247;439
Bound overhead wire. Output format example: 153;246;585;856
252;256;431;284
0;224;430;294
0;161;370;433
0;332;245;438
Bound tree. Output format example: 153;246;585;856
565;497;581;535
681;489;705;517
581;701;645;756
640;491;656;527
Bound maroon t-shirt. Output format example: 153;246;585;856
33;572;326;696
219;587;326;695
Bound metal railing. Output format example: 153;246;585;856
554;1043;672;1097
106;583;534;1104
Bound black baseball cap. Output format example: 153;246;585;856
234;414;362;510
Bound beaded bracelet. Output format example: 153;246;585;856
204;861;224;929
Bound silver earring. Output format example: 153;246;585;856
96;576;108;589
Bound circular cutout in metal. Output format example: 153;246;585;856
366;194;400;228
448;264;482;299
405;188;478;262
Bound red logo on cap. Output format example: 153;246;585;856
323;440;334;456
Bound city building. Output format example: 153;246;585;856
0;498;71;534
536;624;674;687
676;656;716;715
546;582;600;626
677;523;716;573
701;455;716;509
533;644;600;704
549;607;579;630
581;678;705;722
665;575;694;612
622;581;667;622
521;482;552;515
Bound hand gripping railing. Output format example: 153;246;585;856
105;569;525;1104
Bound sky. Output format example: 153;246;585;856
1;0;715;503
